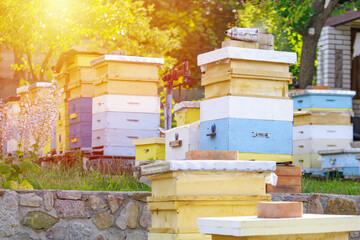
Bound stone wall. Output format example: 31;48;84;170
272;193;360;239
0;189;151;240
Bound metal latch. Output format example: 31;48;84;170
252;132;271;138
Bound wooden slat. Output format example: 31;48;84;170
266;184;301;193
274;166;302;176
276;176;301;186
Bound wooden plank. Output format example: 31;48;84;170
274;166;302;176
293;139;352;155
266;184;301;193
293;154;320;169
94;80;158;97
212;232;348;240
185;150;238;160
276;176;301;186
293;112;352;126
237;153;293;163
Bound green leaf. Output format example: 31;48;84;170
14;150;24;157
3;180;19;189
18;162;40;173
19;180;34;190
27;175;43;189
0;163;12;174
11;163;21;173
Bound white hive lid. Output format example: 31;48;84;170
140;160;276;176
197;46;297;66
90;55;164;66
16;82;54;94
174;101;200;113
197;214;360;237
289;89;356;97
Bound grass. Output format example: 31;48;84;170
302;176;360;195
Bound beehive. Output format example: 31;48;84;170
165;121;200;160
266;165;302;193
142;160;276;234
320;149;360;176
174;101;200;127
293;111;352;126
197;47;296;99
132;137;165;161
91;55;163;97
56;126;69;153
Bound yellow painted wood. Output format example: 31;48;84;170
148;195;271;234
237;153;293;163
294;108;353;112
147;171;269;197
133;140;165;161
68;66;96;84
293;112;352;126
42;140;51;156
201;60;291;99
56;102;69;128
212;232;347;240
148;233;211;240
293;153;320;169
56;126;69;153
56;73;69;88
65;54;102;71
70;113;77;120
94;78;158;97
68;82;94;99
133;137;165;145
175;108;200;127
94;61;160;80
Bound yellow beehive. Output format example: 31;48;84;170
237;153;293;163
197;46;296;99
132;137;165;161
148;195;271;234
293;153;320;169
56;126;69;153
174;101;200;127
56;72;69;89
147;171;270;198
65;53;102;72
42;140;51;156
148;233;210;240
293;111;352;126
91;55;163;97
68;81;94;99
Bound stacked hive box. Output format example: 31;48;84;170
90;55;163;156
142;160;276;240
16;82;54;155
197;41;297;162
2;96;20;155
132;137;165;161
290;90;355;174
54;49;105;152
174;101;200;127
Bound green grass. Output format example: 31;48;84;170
302;176;360;195
0;158;151;192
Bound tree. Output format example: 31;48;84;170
265;0;360;88
0;0;180;82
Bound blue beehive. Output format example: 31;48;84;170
290;90;355;111
319;149;360;176
200;118;293;155
69;123;92;149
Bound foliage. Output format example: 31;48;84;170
0;150;41;190
0;0;180;82
302;176;360;195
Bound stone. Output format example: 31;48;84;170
128;203;140;229
0;191;20;237
11;232;32;240
326;197;358;215
107;195;123;213
115;214;127;230
90;195;107;211
44;192;54;212
308;194;324;214
128;192;149;203
19;193;42;207
67;222;91;240
126;231;147;240
22;211;59;230
257;202;303;218
46;226;68;240
57;191;82;200
140;209;152;228
105;228;126;240
54;200;89;218
93;211;114;230
94;235;105;240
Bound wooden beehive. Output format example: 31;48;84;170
293;111;352;126
174;101;200;127
266;165;302;193
132;137;165;161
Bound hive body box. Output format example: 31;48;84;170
132;137;165;161
68;66;96;100
56;102;69;153
198;47;296;99
91;55;163;97
174;101;200;127
200;118;293;155
165;122;200;160
293;111;352;126
320;149;360;176
293;125;353;140
142;161;276;237
291;90;355;111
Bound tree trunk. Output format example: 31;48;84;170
297;34;321;89
13;48;25;83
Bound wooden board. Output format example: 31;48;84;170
68;83;94;99
148;233;210;240
276;176;301;186
94;78;158;97
293;111;352;126
212;232;347;240
293;139;352;155
293;125;353;140
65;53;102;71
68;66;96;84
56;126;69;153
237;153;293;163
92;94;160;114
274;166;302;176
200;96;293;122
92;111;160;131
135;142;165;161
266;185;301;193
175;108;200;127
185;150;238;160
200;118;293;155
